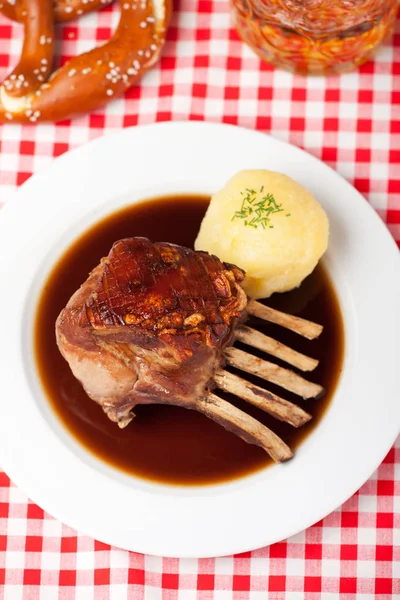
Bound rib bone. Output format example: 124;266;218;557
224;347;323;399
247;299;323;340
214;369;311;428
235;325;318;372
202;393;293;462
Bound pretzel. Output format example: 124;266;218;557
0;0;113;23
0;0;171;122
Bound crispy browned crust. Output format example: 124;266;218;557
81;238;246;359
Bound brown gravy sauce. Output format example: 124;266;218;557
35;195;344;485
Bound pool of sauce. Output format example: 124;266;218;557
35;195;344;485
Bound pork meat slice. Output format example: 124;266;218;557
56;237;248;427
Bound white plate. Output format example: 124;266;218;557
0;122;399;558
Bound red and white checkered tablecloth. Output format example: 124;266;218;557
0;0;399;597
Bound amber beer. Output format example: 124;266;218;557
231;0;399;75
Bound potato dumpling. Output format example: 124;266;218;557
195;170;329;299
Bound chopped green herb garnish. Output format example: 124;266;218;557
232;188;289;229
